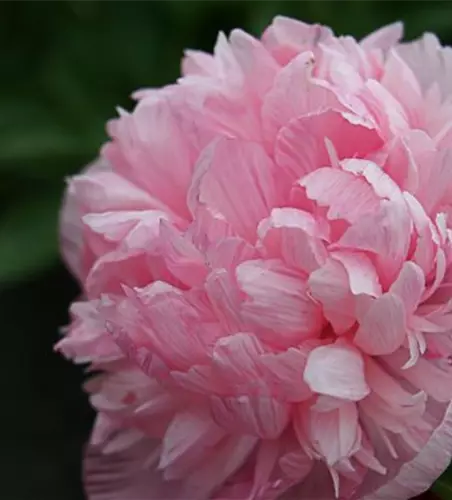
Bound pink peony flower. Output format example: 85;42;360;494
57;17;452;500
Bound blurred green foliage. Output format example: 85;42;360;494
1;2;452;499
2;0;452;288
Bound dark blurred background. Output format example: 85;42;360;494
1;2;452;499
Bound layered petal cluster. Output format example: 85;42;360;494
58;17;452;500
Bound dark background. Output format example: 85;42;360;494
1;2;452;499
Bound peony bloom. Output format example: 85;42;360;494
57;16;452;500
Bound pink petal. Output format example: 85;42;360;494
182;50;217;77
159;221;208;287
365;357;426;410
212;333;265;391
275;110;382;183
360;22;403;50
416;148;452;215
364;402;452;500
279;450;314;480
159;408;225;478
85;251;154;297
380;50;422;123
303;402;361;467
260;346;315;402
331;250;381;297
357;80;409;138
389;261;425;314
82;210;168;246
262;51;342;144
71;168;160;213
56;300;121;363
397;32;452;100
187;137;277;240
130;285;223;370
384;350;452;403
229;29;280;98
210;395;290;439
336;199;412;287
84;438;181;500
382;131;434;193
304;344;370;401
187;205;236;253
206;237;257;271
341;158;404;202
205;269;243;332
258;207;328;274
308;257;356;334
300;167;381;224
262;16;333;66
355;294;407;355
103;98;193;218
181;435;258;499
250;440;281;496
237;259;324;346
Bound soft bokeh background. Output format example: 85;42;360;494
1;1;452;499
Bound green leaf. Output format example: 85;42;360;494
0;190;62;286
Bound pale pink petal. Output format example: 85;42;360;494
187;137;277;240
358;80;409;138
300;167;380;224
60;158;112;278
262;16;333;65
212;333;265;391
304;344;370;401
341;158;404;202
85;251;154;297
206;237;257;271
210;395;290;439
331;250;381;297
389;261;425;314
355;294;407;355
250;440;281;497
364;402;452;500
275;110;382;183
187;205;236;253
103;98;193;218
382;131;434;193
237;259;324;346
260;346;315;402
129;285;223;370
279;450;314;480
360;22;403;50
380;50;422;124
84;438;181;500
205;269;243;333
181;435;258;499
159;407;225;479
302;402;361;467
336;199;412;286
415;148;452;215
262;52;342;144
182;50;217;77
258;208;328;274
229;29;280;98
159;220;208;287
56;300;121;363
397;32;452;100
71;169;160;213
384;350;452;403
308;257;356;334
